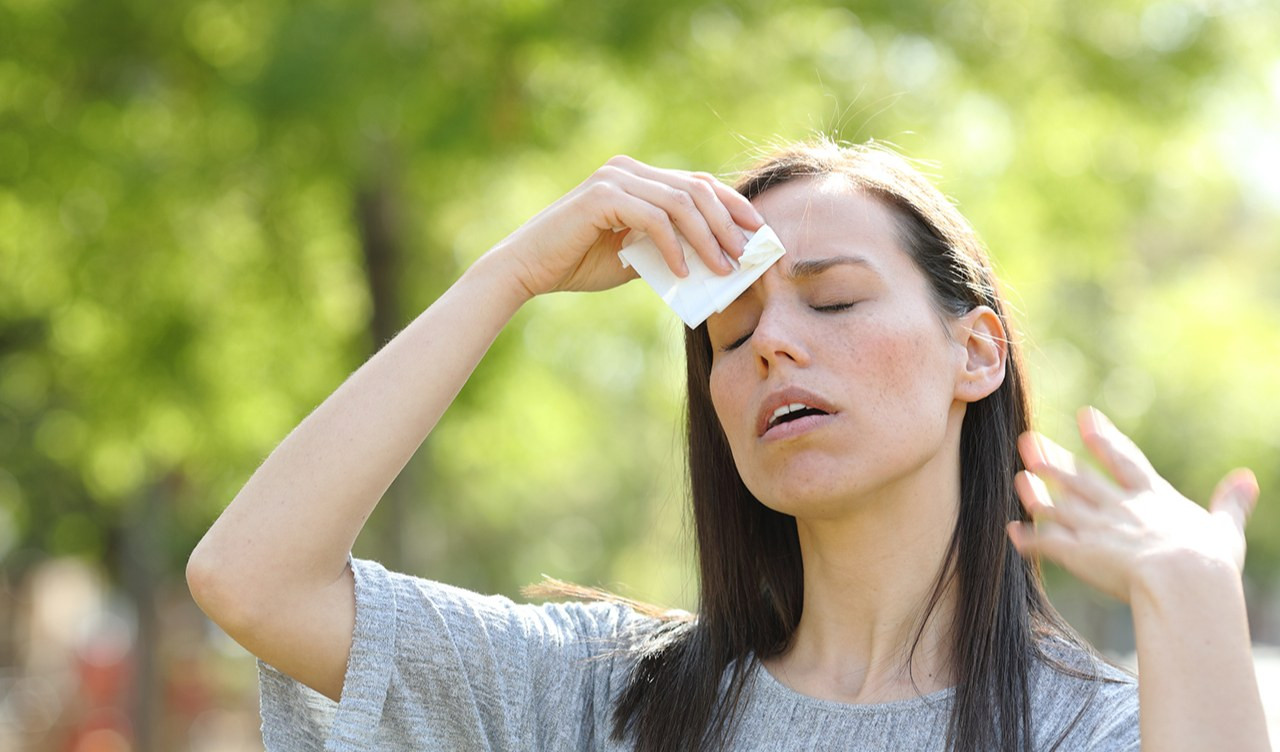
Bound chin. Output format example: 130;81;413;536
739;446;943;522
743;474;863;520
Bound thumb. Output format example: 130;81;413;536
1209;468;1260;533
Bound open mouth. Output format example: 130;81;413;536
766;402;830;431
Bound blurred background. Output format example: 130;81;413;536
2;0;1279;748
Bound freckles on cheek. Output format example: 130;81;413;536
861;329;912;375
860;331;933;408
872;319;933;371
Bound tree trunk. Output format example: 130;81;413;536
355;169;409;572
121;477;170;752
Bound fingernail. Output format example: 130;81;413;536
1231;473;1259;499
1038;435;1076;472
1026;471;1051;498
1018;432;1043;469
1028;433;1048;464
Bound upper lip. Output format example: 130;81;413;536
756;386;838;437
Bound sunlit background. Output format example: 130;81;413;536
2;0;1279;748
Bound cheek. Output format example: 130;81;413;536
708;365;733;431
859;319;957;410
708;361;751;448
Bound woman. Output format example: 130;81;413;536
187;140;1271;751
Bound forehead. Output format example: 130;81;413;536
751;175;907;267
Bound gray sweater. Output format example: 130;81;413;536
258;557;1140;750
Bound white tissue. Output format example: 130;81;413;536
617;224;787;328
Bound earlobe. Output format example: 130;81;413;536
954;306;1007;403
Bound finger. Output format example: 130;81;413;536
594;186;689;277
686;180;749;262
627;165;770;269
1209;467;1260;534
605;156;748;267
1019;432;1119;508
1018;431;1078;475
1014;470;1077;528
1017;429;1047;473
1017;431;1086;501
610;156;756;252
679;172;758;258
1006;520;1075;563
1077;407;1157;490
691;171;766;233
619;174;737;274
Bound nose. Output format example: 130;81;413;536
749;300;811;377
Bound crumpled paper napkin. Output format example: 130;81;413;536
617;224;786;328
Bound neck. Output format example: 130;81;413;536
764;425;962;704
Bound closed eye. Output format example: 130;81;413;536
721;330;752;352
720;302;858;351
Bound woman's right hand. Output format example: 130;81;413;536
491;155;766;299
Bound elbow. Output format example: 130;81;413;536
185;541;218;612
186;540;257;637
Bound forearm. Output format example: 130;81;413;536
1132;558;1270;752
189;248;532;610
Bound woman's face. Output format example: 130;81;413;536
706;176;971;518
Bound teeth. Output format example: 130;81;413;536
769;403;810;426
772;403;806;420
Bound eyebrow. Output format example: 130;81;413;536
782;254;880;280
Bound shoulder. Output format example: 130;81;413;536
350;557;663;655
1030;635;1139;751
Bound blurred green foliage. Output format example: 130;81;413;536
2;0;1278;620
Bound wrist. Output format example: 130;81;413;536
466;242;541;307
1129;549;1243;613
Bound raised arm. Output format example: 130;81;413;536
185;156;763;701
1008;407;1271;752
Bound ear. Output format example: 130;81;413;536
951;306;1007;403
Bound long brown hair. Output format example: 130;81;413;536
610;140;1093;751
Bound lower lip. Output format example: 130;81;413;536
761;412;835;441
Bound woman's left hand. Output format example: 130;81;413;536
1006;406;1260;603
